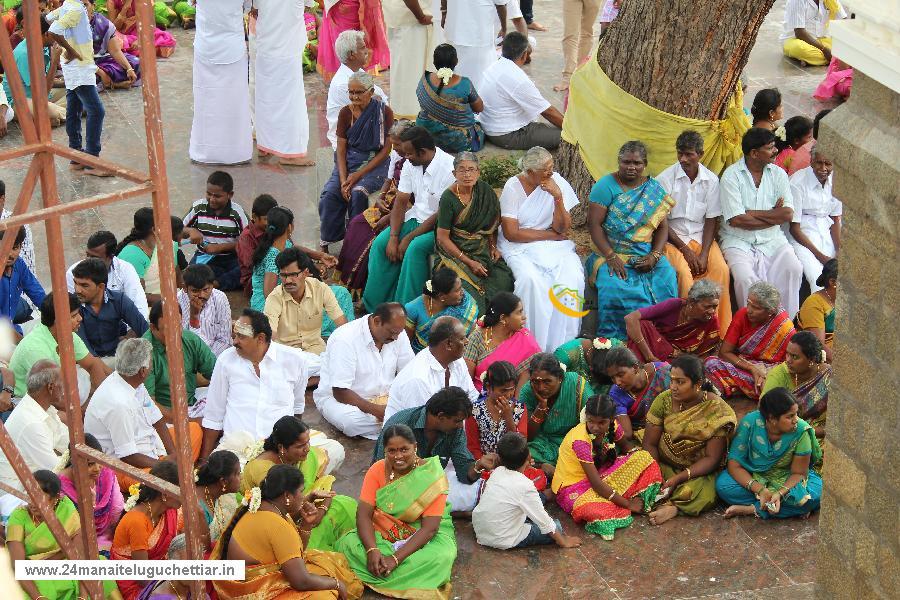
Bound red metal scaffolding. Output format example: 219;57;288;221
0;2;203;598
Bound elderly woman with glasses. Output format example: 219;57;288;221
434;152;514;312
318;72;394;254
498;147;584;352
704;281;795;401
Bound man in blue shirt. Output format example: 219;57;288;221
71;257;148;360
1;13;66;127
0;226;45;338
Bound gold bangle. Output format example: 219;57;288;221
606;489;616;501
365;547;378;554
605;250;617;260
635;337;646;346
685;467;692;480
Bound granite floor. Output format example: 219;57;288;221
0;1;839;597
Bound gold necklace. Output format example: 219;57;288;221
792;364;820;388
144;502;158;529
822;288;836;304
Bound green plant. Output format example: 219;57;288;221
479;154;522;189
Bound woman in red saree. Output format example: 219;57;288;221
464;292;542;393
111;462;183;600
704;282;795;401
317;0;390;80
624;279;722;362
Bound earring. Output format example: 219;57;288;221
279;449;285;461
221;482;227;493
285;496;291;507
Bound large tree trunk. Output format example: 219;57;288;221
559;0;775;227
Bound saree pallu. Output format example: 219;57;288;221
416;74;485;153
435;181;515;313
553;337;624;392
407;291;479;353
762;362;830;435
320;99;390;243
608;362;671;430
60;468;123;554
317;0;390;77
91;13;141;87
334;456;456;600
704;310;795;400
520;372;594;466
111;509;180;600
586;177;677;339
626;316;720;362
465;326;542;392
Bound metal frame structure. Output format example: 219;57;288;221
0;2;203;597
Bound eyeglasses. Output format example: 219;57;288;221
455;167;479;175
278;271;306;279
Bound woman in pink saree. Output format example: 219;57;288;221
317;0;390;80
108;0;177;58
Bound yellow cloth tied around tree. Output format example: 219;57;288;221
561;57;750;178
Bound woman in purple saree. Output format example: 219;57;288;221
90;7;141;90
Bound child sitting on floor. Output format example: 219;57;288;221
472;432;581;550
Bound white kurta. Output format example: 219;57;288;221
254;0;310;158
444;0;503;88
498;173;585;351
788;167;842;290
190;0;254;165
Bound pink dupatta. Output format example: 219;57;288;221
59;468;123;551
472;327;542;391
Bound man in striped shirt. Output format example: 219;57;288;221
183;171;249;291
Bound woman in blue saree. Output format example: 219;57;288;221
415;44;485;153
716;388;823;519
404;268;478;353
586;141;678;339
319;72;394;252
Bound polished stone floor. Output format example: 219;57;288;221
0;1;836;597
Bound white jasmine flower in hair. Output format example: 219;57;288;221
243;487;262;513
592;337;612;351
436;68;453;85
425;280;433;293
559;362;567;372
774;125;786;142
243;440;265;463
124;483;141;512
480;371;488;383
54;450;70;474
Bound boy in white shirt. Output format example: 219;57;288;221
472;432;581;549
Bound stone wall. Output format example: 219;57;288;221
815;71;899;599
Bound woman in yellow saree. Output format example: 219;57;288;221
6;470;121;600
241;417;357;552
212;464;362;600
335;424;457;600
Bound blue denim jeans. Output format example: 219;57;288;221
66;84;105;156
514;518;561;548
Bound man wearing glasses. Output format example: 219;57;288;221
176;264;233;356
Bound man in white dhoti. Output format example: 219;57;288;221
498;147;584;352
382;0;437;119
787;144;841;292
720;128;804;316
442;0;505;89
189;0;254;165
254;0;315;166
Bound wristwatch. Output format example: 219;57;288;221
1;386;12;395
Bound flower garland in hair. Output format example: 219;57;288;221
124;483;141;512
425;280;433;293
436;67;453;86
559;362;567;372
592;337;612;351
479;370;488;384
53;450;70;474
774;125;786;142
193;468;200;483
242;487;262;513
243;440;265;464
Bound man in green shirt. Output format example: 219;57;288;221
142;300;216;421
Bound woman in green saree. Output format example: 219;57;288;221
335;424;456;600
520;353;594;477
762;331;830;440
435;152;514;313
6;470;121;600
716;388;823;519
241;417;358;552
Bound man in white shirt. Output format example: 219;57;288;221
782;0;846;66
719;128;803;316
326;30;388;150
386;316;477;420
0;361;67;510
189;0;253;164
66;230;148;319
201;309;310;458
442;0;506;89
362;126;456;309
314;303;414;439
657;130;732;334
478;32;564;150
788;144;841;292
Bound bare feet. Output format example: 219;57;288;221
724;504;757;518
279;157;316;167
553;82;570;92
84;167;114;177
97;69;112;90
69;162;86;171
527;21;547;32
648;503;678;526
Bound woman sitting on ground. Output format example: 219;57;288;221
464;292;542;392
750;88;782;132
194;450;242;547
554;336;624;394
716;388;822;520
762;331;830;440
58;433;123;556
586;141;677;340
107;0;176;57
241;416;357;552
774;115;814;175
111;461;183;600
704;281;795;401
116;207;157;280
139;534;209;599
318;72;393;254
624;279;722;363
642;355;736;526
404;268;478;353
795;258;837;362
415;43;485;153
7;470;120;599
604;347;672;441
334;425;456;599
435;152;514;313
87;1;140;90
212;465;363;600
250;207;294;311
551;395;663;541
520;353;594;477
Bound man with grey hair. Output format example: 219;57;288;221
84;339;202;472
385;316;478;420
326;30;388;150
0;360;68;518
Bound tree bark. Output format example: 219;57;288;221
560;0;775;227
